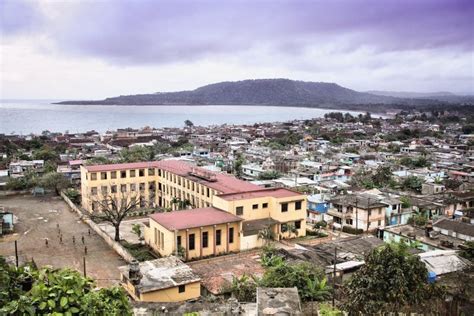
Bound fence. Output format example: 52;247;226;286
60;191;135;263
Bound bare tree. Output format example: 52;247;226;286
90;192;142;241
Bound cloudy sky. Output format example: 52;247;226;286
1;0;473;99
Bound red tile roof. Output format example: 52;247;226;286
217;187;304;201
83;160;261;194
149;207;242;231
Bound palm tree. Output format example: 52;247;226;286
286;223;299;239
306;277;331;315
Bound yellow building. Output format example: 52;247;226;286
81;160;307;257
119;257;201;302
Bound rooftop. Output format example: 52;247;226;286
119;256;200;293
217;187;304;201
149;207;242;231
434;218;474;237
256;287;302;316
84;160;261;194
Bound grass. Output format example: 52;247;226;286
121;241;158;262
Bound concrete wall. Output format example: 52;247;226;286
60;191;135;263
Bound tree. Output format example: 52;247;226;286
90;193;141;241
119;146;154;163
257;227;275;245
229;274;258;302
0;260;132;315
257;170;281;180
372;165;392;187
131;223;142;240
402;176;423;193
40;172;70;195
184;119;194;127
64;188;81;204
233;153;245;178
306;277;331;315
341;242;442;314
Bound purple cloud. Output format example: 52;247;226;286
2;0;472;65
0;0;44;36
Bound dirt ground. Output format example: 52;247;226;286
0;195;126;287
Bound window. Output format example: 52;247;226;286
281;223;288;232
121;184;127;193
130;183;136;192
161;232;164;249
91;173;97;180
229;227;234;243
101;172;107;180
139;183;145;192
368;210;372;216
154;228;158;244
111;171;117;179
178;285;185;293
378;209;382;215
281;203;288;212
91;187;97;195
252;204;258;210
295;220;301;229
189;234;195;250
346;218;353;225
262;203;268;208
177;236;182;248
206;188;210;198
216;230;221;246
121;171;127;178
130;170;136;177
392;204;397;210
295;201;302;210
148;168;155;176
158;169;162;176
378;220;381;226
111;185;117;193
202;231;208;248
139;169;145;177
236;206;244;216
101;186;108;195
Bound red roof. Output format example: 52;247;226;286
217;187;304;201
150;207;242;231
84;160;261;194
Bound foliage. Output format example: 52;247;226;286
257;170;281;180
64;188;81;204
0;258;132;315
318;303;343;316
459;241;474;261
350;166;395;189
342;226;363;235
121;241;156;262
400;196;411;208
6;176;37;190
341;242;442;314
184;119;194;127
119;146;154;163
39;172;71;195
313;220;327;229
257;227;275;244
443;178;463;190
233;153;245;178
229;274;258;302
171;197;192;209
85;156;113;165
408;212;428;227
401;176;423;193
131;224;142;239
260;244;284;268
399;156;430;168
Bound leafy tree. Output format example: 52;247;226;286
33;146;58;162
257;170;281;180
90;193;141;241
119;146;154;163
400;196;411;209
0;258;132;315
233;153;245;178
372;165;392;187
229;274;258;302
85;156;113;165
184;119;194;127
257;227;275;245
6;176;36;190
64;188;81;204
341;242;442;314
401;176;423;193
39;172;71;195
306;277;331;315
459;241;474;261
131;223;142;240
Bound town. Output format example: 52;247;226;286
1;109;473;315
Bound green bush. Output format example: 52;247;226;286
342;226;364;235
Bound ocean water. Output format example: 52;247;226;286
0;100;365;134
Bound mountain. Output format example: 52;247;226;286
367;90;474;104
57;79;399;106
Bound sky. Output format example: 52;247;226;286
1;0;473;99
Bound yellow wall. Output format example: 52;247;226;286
121;276;200;302
144;218;240;260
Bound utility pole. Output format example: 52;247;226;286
14;240;18;267
332;246;337;307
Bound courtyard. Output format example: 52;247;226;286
0;195;126;287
